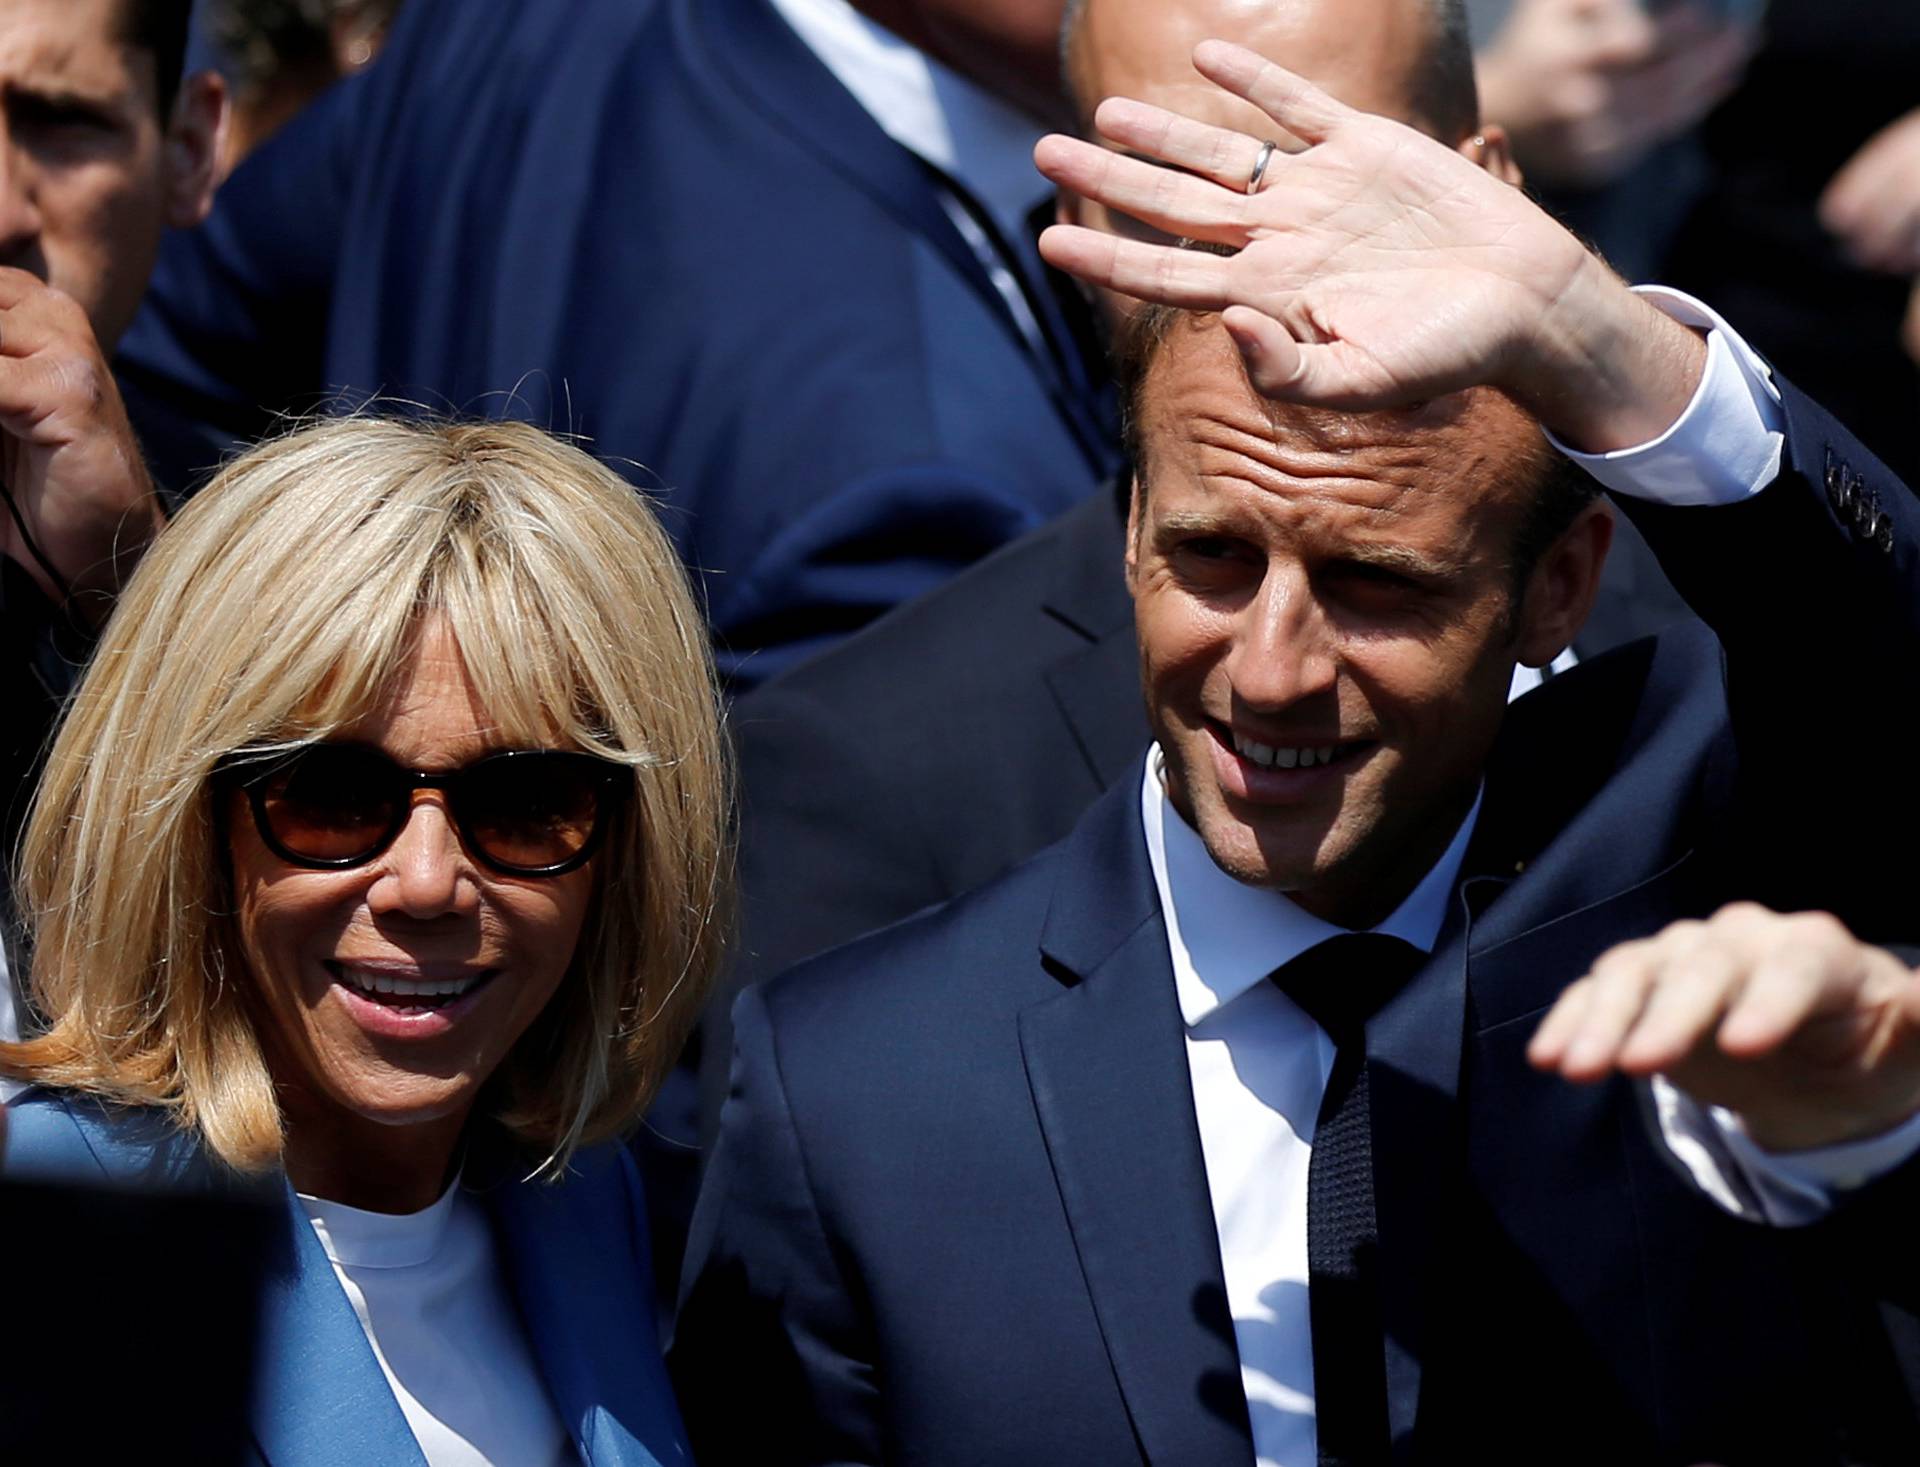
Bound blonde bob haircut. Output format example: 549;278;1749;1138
0;416;733;1177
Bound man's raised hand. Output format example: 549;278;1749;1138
1529;905;1920;1154
0;268;162;620
1034;41;1706;452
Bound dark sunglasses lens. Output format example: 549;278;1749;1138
460;755;606;871
259;746;401;863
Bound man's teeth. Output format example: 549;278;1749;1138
339;967;482;999
1232;734;1341;770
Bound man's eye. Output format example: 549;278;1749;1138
1325;562;1423;594
12;98;115;135
1177;536;1241;562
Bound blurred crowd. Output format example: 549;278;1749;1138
0;0;1918;1463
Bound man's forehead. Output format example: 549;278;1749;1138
0;0;143;92
1076;0;1434;133
1136;320;1541;516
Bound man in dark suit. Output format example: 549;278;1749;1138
0;0;224;1054
114;0;1118;686
715;0;1688;1058
673;47;1920;1463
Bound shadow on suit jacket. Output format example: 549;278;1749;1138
115;0;1117;687
671;381;1920;1464
5;1090;692;1467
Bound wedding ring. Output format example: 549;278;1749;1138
1246;139;1278;196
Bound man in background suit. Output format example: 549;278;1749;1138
114;0;1118;687
0;0;224;1058
674;48;1920;1462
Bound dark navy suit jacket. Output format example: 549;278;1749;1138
6;1091;691;1467
672;384;1920;1463
117;0;1115;685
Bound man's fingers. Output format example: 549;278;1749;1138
1554;951;1662;1081
1087;99;1283;193
1715;945;1853;1057
1032;136;1251;246
1614;946;1745;1074
1221;307;1305;398
1190;42;1351;146
1528;977;1600;1069
1037;224;1236;309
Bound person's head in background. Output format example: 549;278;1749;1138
1058;0;1518;321
0;0;225;351
205;0;401;177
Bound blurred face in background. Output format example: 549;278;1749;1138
0;0;221;348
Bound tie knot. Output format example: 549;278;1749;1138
1270;933;1426;1044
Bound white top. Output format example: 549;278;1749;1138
301;1182;578;1467
1142;293;1920;1466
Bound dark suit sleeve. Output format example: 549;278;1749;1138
115;71;360;491
1616;378;1920;932
671;984;883;1466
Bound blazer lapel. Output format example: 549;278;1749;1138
249;1184;426;1467
1041;493;1151;790
1020;776;1257;1466
693;0;1031;363
490;1155;691;1467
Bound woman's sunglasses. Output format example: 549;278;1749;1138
221;743;626;877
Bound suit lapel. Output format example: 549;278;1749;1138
692;0;1032;366
1020;777;1256;1466
1041;493;1150;790
249;1183;426;1467
490;1155;690;1467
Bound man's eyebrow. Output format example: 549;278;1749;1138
1335;541;1468;580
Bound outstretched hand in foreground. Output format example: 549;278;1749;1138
1033;42;1704;453
1529;905;1920;1154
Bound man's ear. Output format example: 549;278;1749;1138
1458;123;1523;189
163;71;229;229
1515;498;1613;669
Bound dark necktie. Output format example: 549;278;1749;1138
1271;933;1428;1466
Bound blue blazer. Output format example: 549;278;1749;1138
5;1090;691;1467
118;0;1117;686
672;382;1920;1463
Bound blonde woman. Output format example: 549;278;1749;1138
1;418;730;1467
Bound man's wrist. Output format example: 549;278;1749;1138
1507;252;1709;452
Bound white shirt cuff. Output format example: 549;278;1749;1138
1653;1074;1920;1226
1546;286;1787;508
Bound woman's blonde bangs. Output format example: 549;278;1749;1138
0;416;733;1178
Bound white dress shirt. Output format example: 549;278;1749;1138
1143;291;1920;1466
764;0;1055;356
302;1182;578;1467
0;947;19;1103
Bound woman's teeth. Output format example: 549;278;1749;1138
337;966;485;1005
1232;733;1343;770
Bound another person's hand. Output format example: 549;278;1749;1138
0;268;163;620
1033;42;1705;451
1821;108;1920;279
1475;0;1755;190
1528;904;1920;1153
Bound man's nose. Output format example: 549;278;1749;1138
0;133;46;267
1226;564;1337;710
369;794;477;919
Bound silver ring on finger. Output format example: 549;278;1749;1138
1246;139;1278;196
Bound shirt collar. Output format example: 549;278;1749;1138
1141;746;1481;1030
764;0;1052;246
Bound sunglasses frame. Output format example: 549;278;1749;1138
220;743;628;878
